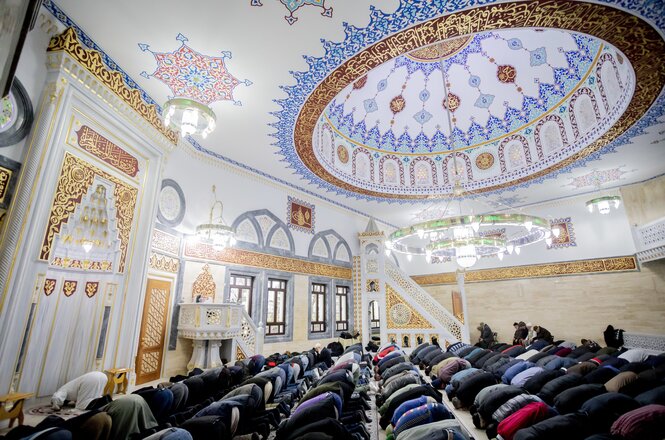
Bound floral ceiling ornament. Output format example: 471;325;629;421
139;34;252;106
567;167;630;189
251;0;333;25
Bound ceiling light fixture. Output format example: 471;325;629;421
163;98;216;139
586;195;621;215
196;185;235;250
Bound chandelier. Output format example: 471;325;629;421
383;59;558;269
386;211;557;268
586;195;621;215
162;98;216;138
196;185;236;250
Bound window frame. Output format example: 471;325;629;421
335;285;349;332
310;283;327;333
266;278;287;336
228;273;254;317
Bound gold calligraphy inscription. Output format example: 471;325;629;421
294;0;665;199
411;256;638;285
0;166;12;205
47;28;178;145
184;241;352;280
40;152;138;272
76;125;139;177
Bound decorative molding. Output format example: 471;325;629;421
75;125;139;177
412;255;639;285
46;28;179;145
0;156;21;210
151;228;181;256
184;241;352;279
386;285;433;330
39;153;138;273
148;252;180;273
51;257;113;272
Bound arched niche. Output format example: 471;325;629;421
308;229;353;264
231;209;295;255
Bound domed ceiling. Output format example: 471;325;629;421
46;0;665;226
311;29;633;197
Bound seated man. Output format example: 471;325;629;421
476;322;494;348
51;371;108;410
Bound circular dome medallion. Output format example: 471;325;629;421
157;179;186;227
337;144;349;164
389;303;412;326
475;153;495;170
284;1;665;200
312;29;635;198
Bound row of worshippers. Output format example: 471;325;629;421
413;335;665;440
371;343;472;440
1;342;375;440
1;345;324;440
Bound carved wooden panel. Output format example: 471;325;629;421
135;278;171;385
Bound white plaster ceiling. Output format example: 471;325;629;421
47;0;665;229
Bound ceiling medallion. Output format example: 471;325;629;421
281;0;664;200
475;152;495;170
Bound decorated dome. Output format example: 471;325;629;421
308;28;634;198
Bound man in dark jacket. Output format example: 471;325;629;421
476;322;494;348
532;325;554;344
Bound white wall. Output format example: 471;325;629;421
161;145;372;257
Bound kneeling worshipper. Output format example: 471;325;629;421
51;371;109;411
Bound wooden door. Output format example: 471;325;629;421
135;278;171;385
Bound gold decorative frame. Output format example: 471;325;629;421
412;255;638;285
293;0;665;199
385;285;433;329
47;28;179;145
39;152;138;273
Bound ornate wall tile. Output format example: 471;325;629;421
287;196;315;234
151;229;181;256
549;217;576;249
